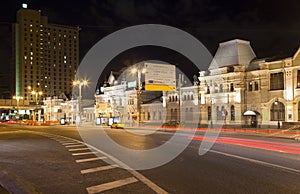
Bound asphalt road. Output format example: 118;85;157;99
0;124;299;194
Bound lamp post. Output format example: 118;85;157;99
73;79;88;125
275;98;280;129
28;86;43;121
131;66;146;126
13;95;23;117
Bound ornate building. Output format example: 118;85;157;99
94;39;300;128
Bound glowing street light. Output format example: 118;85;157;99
13;95;23;115
28;86;43;121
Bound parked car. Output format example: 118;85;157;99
111;122;125;129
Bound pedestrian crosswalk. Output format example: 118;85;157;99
37;132;168;194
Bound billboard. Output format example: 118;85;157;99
145;63;176;91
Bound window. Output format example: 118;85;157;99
270;101;285;121
230;83;234;92
297;70;300;88
214;84;219;93
254;81;259;91
207;86;210;94
208;106;211;121
270;72;284;90
219;84;223;93
248;81;253;91
230;105;235;121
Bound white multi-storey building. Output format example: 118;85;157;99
93;39;300;128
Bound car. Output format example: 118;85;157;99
111;122;125;129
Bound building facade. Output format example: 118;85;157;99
13;5;79;99
92;39;300;128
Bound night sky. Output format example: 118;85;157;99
1;0;300;92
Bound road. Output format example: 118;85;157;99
0;124;299;193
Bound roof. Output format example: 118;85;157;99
209;39;256;69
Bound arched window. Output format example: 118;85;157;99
270;101;285;121
249;81;253;91
175;96;178;101
215;84;219;93
172;96;175;102
169;96;171;102
207;86;210;94
191;94;194;100
183;95;186;101
254;81;259;91
220;84;223;93
230;105;235;121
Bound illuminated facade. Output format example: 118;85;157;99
13;6;79;99
94;39;300;128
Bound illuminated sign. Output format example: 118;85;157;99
145;63;176;91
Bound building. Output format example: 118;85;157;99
92;39;300;128
13;4;79;100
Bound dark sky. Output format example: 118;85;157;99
1;0;300;90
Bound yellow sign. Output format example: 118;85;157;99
145;84;176;91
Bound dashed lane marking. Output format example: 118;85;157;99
86;177;138;194
81;164;119;174
76;157;107;163
65;144;85;148
72;151;98;156
68;147;90;151
62;142;80;145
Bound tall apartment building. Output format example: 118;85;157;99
13;5;79;100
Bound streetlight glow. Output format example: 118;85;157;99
131;68;137;74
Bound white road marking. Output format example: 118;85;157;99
81;164;119;174
86;177;138;194
33;131;168;194
76;157;107;163
69;147;90;151
208;149;300;174
62;142;79;145
72;151;97;156
65;144;85;148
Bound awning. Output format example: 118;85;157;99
243;110;256;116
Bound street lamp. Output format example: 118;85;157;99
28;86;43;121
13;95;23;117
275;98;280;129
73;79;88;125
131;66;146;126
